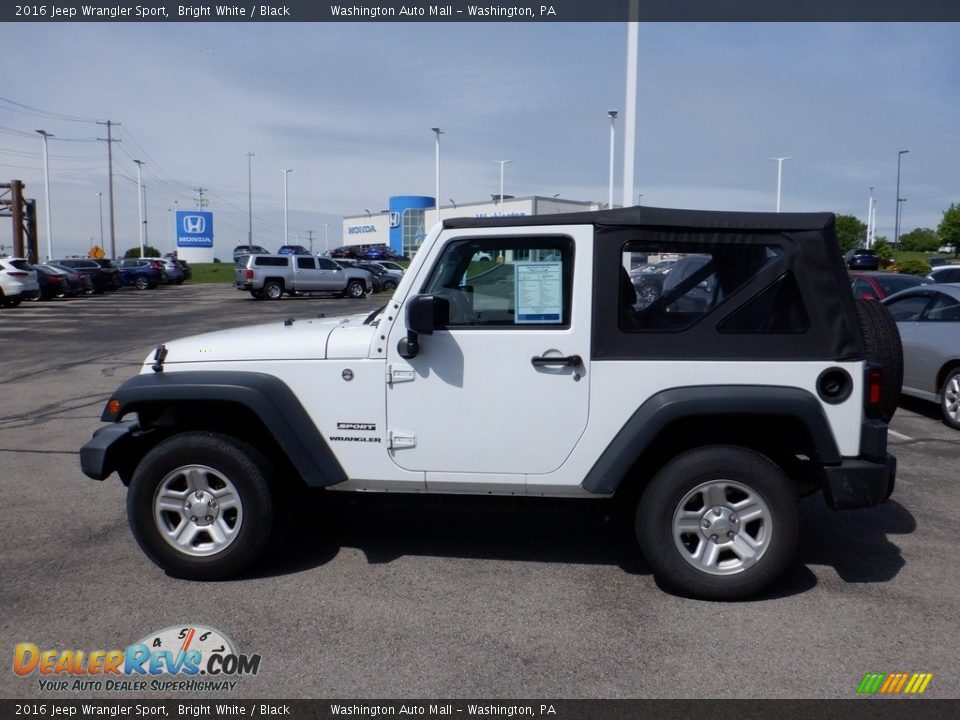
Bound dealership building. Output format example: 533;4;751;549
342;195;603;257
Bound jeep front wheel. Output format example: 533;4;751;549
127;432;274;580
636;445;798;600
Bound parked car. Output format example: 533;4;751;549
356;261;402;291
164;253;192;281
33;264;70;300
846;248;880;270
850;271;932;301
361;244;403;261
278;245;311;255
234;253;372;299
373;260;406;274
45;262;93;296
91;258;121;291
115;258;163;290
328;245;364;259
883;284;960;429
928;257;949;267
927;265;960;284
0;257;40;307
53;258;115;294
232;244;270;260
157;258;185;285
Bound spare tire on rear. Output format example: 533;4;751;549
855;298;903;422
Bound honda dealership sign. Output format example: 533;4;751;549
176;211;214;248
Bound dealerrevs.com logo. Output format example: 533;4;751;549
13;625;261;693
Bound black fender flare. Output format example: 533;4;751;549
581;385;841;495
92;371;346;487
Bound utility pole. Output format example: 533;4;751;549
245;151;255;244
134;160;145;258
35;130;54;260
306;228;315;255
97;120;121;258
194;187;207;210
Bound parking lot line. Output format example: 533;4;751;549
888;429;913;441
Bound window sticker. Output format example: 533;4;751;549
515;262;563;323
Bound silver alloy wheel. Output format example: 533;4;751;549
348;281;364;298
943;373;960;423
153;464;244;557
265;282;283;300
672;478;772;576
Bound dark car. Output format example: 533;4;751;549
53;258;116;294
91;258;121;290
33;264;69;300
356;261;401;291
846;248;880;271
849;271;932;301
116;258;164;290
361;244;402;261
329;245;364;259
277;245;311;255
46;262;93;296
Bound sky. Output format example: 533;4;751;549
0;21;958;259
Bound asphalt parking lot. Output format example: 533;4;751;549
1;284;958;700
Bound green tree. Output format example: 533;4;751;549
123;245;161;258
835;214;867;254
897;258;932;276
938;203;960;257
872;238;894;264
898;227;940;252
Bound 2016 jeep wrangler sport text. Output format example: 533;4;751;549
81;206;898;600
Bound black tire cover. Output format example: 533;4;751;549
855;298;903;422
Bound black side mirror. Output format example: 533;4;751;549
398;295;450;359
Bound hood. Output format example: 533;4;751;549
143;314;373;367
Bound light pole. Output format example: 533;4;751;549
895;149;909;248
283;169;293;245
866;186;874;247
133;159;145;258
769;157;791;212
497;160;512;214
35;130;54;260
898;198;907;246
431;127;443;226
607;110;618;209
97;192;105;251
245;151;255;244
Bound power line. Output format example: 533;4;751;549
0;96;100;123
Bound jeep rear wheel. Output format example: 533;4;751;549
855;298;903;422
636;445;798;600
127;432;274;580
264;280;284;300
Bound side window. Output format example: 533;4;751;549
922;292;960;321
421;237;574;328
885;294;931;321
620;242;782;332
317;258;338;270
255;256;289;268
296;257;316;270
852;278;878;301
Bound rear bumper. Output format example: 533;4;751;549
822;453;896;509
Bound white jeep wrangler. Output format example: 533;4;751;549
81;206;899;600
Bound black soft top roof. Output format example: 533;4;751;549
443;205;835;233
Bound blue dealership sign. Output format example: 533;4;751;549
176;211;214;248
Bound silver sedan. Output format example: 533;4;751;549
883;283;960;429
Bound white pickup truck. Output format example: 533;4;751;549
234;253;372;299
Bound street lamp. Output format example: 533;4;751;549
497;160;512;214
607;110;618;209
283;169;293;245
769;157;791;212
245;151;255;244
35;130;54;260
97;192;105;251
431;127;443;225
133;159;145;258
895;150;909;248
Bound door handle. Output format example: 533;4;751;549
531;354;582;368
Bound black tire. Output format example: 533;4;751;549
346;279;366;299
250;290;265;301
264;280;284;300
940;367;960;430
636;445;799;601
127;432;274;580
855;298;903;422
2;298;22;308
383;279;398;291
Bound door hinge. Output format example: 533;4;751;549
388;430;417;450
387;364;416;385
